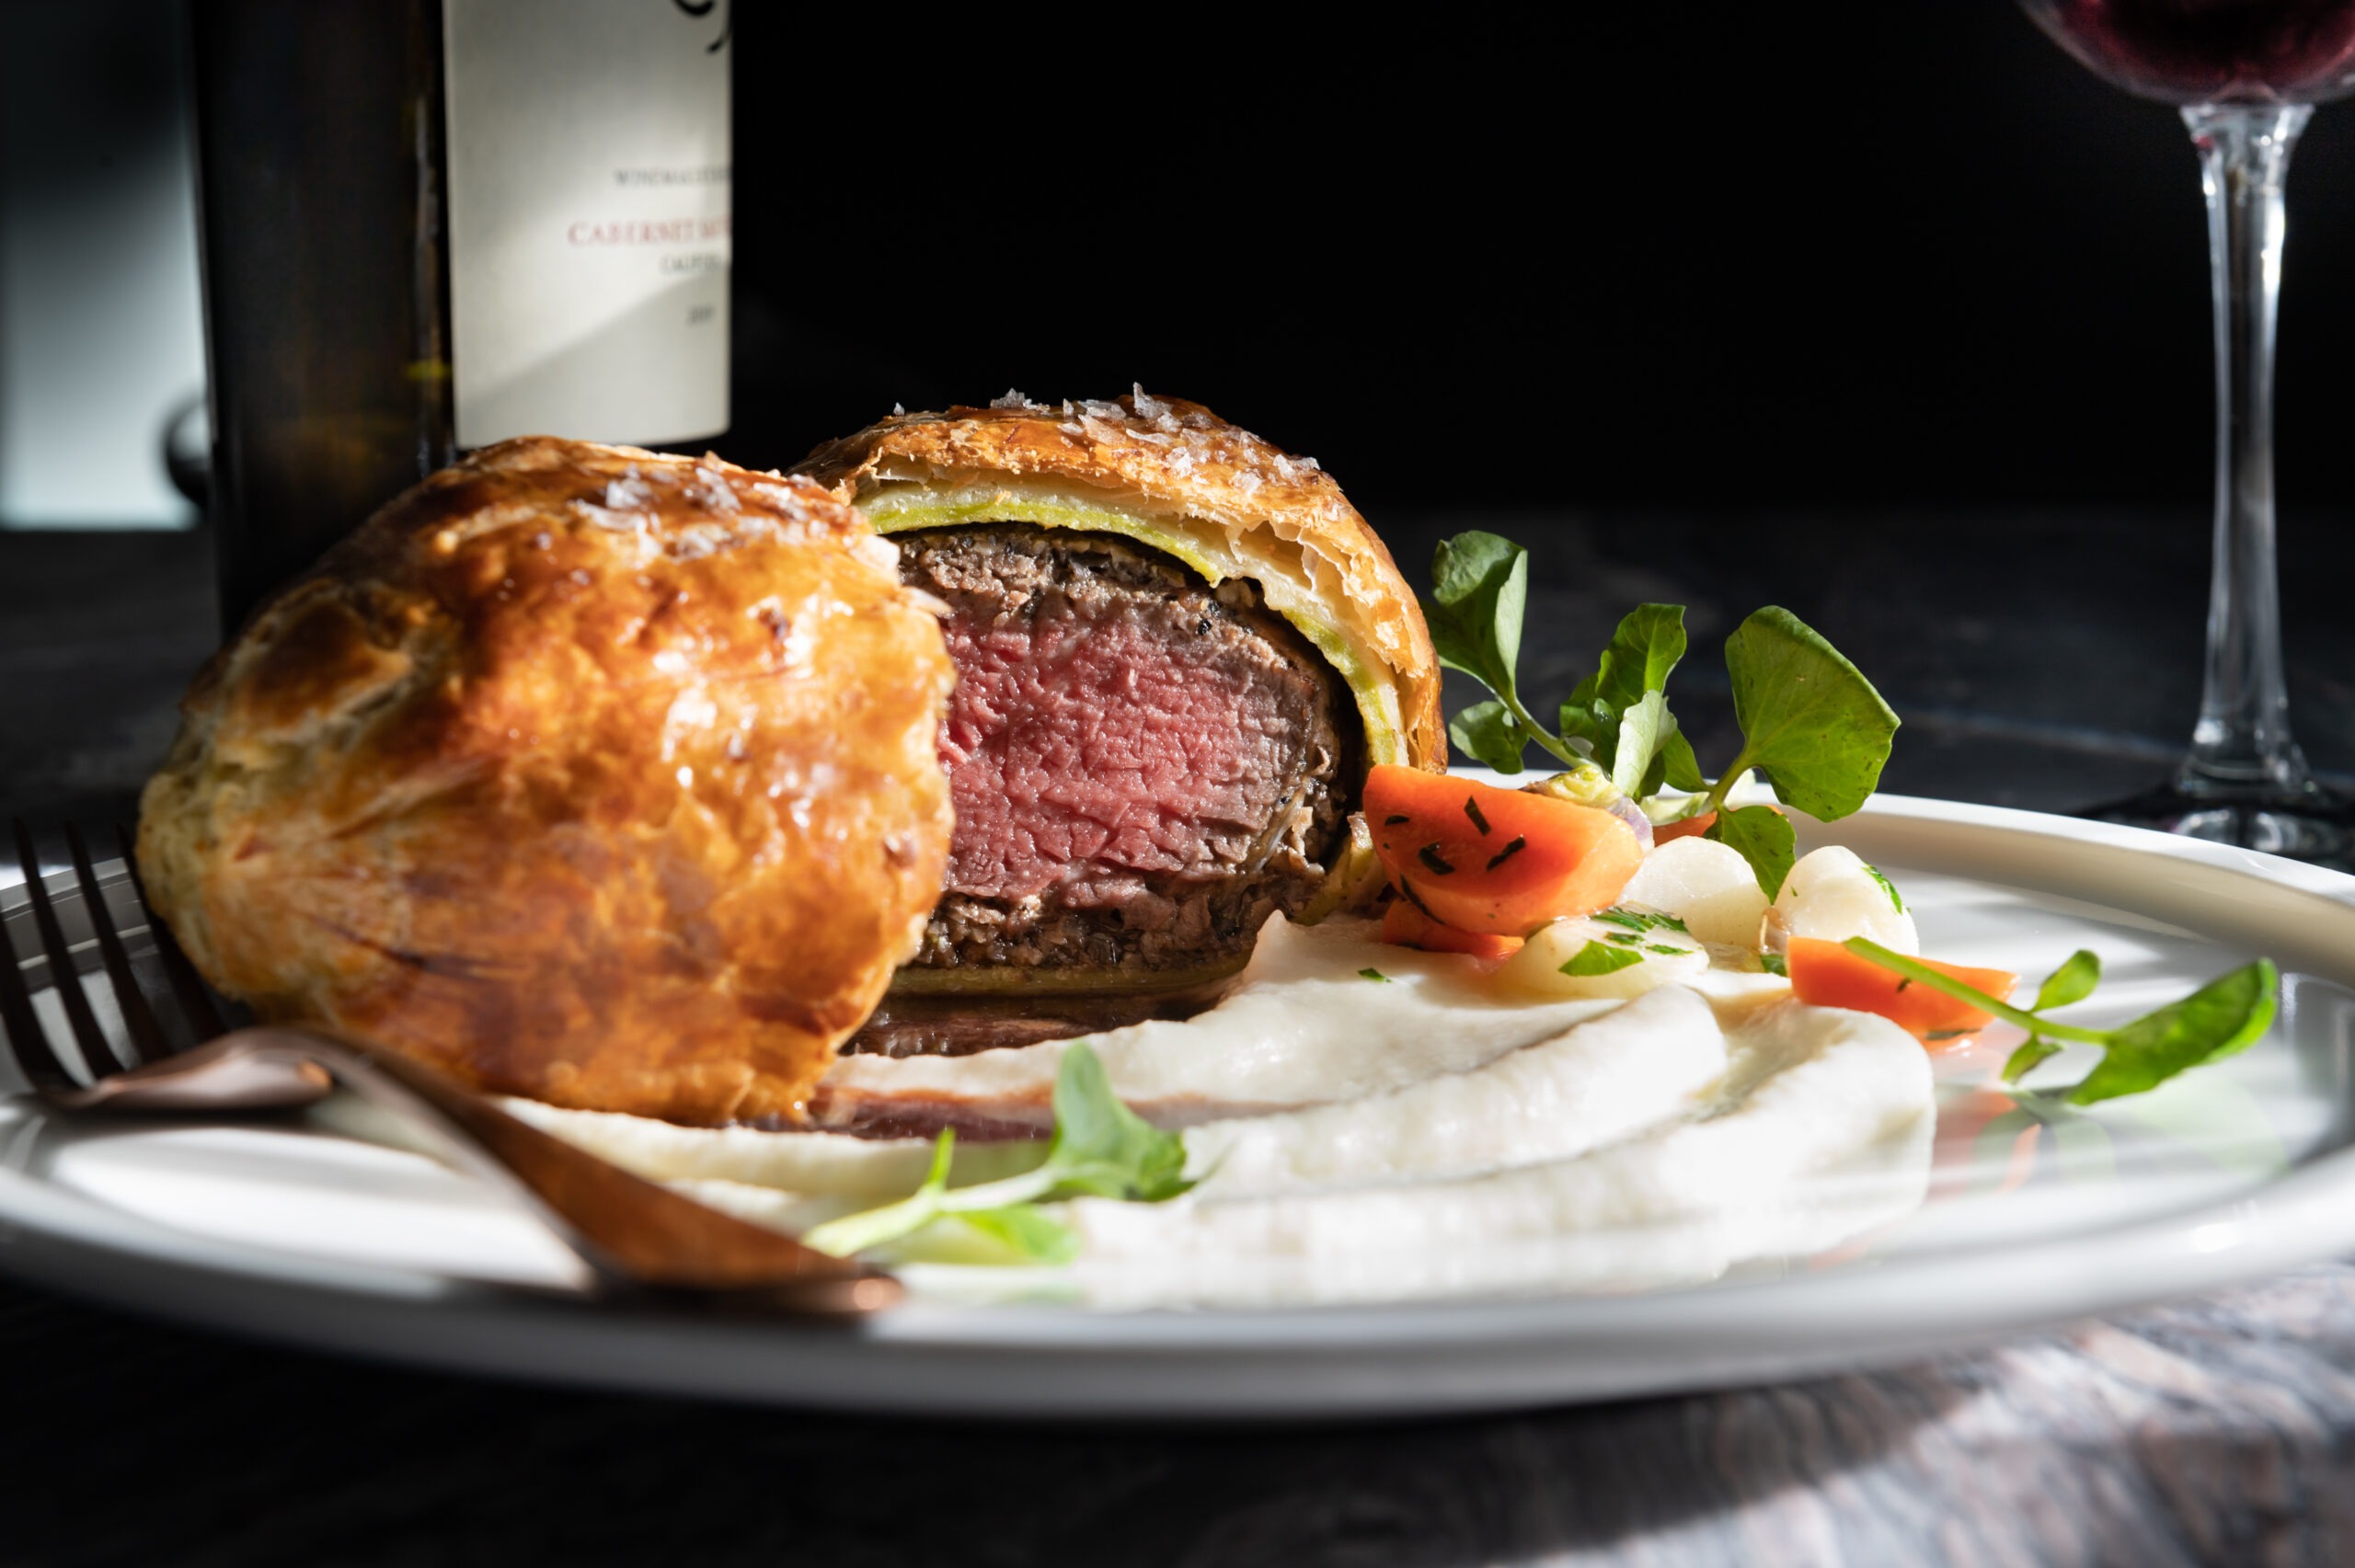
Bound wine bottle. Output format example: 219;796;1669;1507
190;0;732;632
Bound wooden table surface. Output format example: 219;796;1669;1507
3;514;2353;1566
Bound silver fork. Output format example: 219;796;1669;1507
0;817;899;1317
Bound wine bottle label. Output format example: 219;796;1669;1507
442;0;730;450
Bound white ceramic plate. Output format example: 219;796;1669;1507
3;795;2353;1418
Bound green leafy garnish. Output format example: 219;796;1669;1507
1563;941;1645;977
1758;952;1788;978
1843;939;2280;1105
1864;863;1905;913
1424;533;1897;893
1448;701;1533;776
2032;948;2101;1011
1559;604;1693;796
952;1204;1082;1264
1358;967;1391;982
1423;533;1560;773
1705;803;1798;899
2002;1036;2064;1082
800;1042;1193;1260
1713;609;1898;822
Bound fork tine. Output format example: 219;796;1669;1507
11;819;121;1079
66;823;171;1065
1;829;77;1093
115;823;225;1041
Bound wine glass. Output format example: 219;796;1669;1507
2019;0;2355;864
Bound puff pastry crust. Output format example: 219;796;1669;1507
137;437;956;1126
795;391;1444;772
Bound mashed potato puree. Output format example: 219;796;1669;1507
506;915;1936;1307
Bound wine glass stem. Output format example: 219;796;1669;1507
2179;103;2315;802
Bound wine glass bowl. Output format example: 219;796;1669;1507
2019;0;2355;866
2023;0;2355;103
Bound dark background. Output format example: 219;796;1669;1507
709;4;2355;800
725;6;2355;520
8;3;2355;807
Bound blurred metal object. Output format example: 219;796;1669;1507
161;395;210;511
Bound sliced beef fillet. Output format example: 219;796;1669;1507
897;526;1354;979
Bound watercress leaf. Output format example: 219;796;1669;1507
2033;949;2103;1013
1611;690;1677;798
2067;959;2280;1106
802;1043;1195;1261
1555;605;1690;785
1450;699;1530;774
1558;691;1611;757
1424;533;1529;704
1591;603;1688;712
1637;746;1671;803
1042;1042;1195;1202
1660;728;1706;794
954;1206;1080;1265
2003;1036;2062;1084
1721;607;1900;821
1706;803;1798;898
802;1129;959;1257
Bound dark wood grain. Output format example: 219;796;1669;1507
0;1265;2351;1565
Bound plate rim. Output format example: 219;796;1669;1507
4;792;2354;1415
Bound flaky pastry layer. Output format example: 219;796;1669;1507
139;436;957;1125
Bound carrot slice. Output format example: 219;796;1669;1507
1381;897;1524;959
1365;765;1643;936
1786;936;2018;1044
1652;811;1717;844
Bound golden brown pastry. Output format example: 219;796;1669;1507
796;392;1442;1011
138;436;956;1126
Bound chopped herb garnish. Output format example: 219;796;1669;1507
1486;835;1526;871
1895;978;1913;992
1562;941;1645;977
1358;967;1390;982
1396;877;1438;920
1417;844;1456;876
1864;863;1905;913
1606;932;1642;946
1759;952;1788;978
1463;795;1491;836
1644;944;1686;956
1596;907;1688;933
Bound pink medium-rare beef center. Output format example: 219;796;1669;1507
897;526;1354;978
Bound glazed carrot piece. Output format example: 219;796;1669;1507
1652;811;1717;844
1786;936;2019;1044
1365;765;1643;937
1381;897;1524;959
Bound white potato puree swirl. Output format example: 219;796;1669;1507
505;914;1936;1307
810;915;1766;1130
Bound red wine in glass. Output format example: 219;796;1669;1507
2021;0;2355;863
2028;0;2355;104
